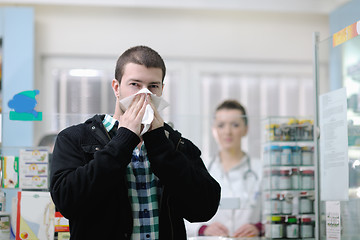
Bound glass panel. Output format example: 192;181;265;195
315;32;360;239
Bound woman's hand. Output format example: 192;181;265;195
232;224;259;238
204;222;229;237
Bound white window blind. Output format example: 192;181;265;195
42;57;314;163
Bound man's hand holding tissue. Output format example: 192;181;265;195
118;88;168;136
118;93;164;136
119;93;148;136
147;94;164;131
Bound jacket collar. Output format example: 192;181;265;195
85;114;110;145
84;114;182;147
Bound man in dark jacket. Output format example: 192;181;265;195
50;45;221;240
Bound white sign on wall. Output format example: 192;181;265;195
319;87;349;201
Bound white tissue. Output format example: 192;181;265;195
119;88;169;135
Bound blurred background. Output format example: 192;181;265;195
2;1;360;239
0;0;350;161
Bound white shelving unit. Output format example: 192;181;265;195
262;117;316;239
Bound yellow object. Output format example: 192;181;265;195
272;216;282;221
58;232;71;240
288;118;298;125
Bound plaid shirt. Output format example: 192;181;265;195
103;115;160;240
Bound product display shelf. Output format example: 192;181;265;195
0;145;53;239
261;117;316;240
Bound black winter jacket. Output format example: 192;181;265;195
50;115;221;240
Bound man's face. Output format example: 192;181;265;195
117;63;163;100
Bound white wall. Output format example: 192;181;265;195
1;4;330;146
32;5;329;61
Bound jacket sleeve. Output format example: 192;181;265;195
50;126;139;218
142;127;221;222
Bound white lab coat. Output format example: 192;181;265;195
186;153;263;238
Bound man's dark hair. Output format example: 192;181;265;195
115;45;166;83
215;100;248;126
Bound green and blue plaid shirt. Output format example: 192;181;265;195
103;114;160;240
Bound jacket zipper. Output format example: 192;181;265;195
159;136;180;240
175;138;183;151
124;174;133;239
167;195;174;240
101;121;133;239
101;123;112;141
164;136;182;240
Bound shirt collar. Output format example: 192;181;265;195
214;152;249;171
102;114;118;132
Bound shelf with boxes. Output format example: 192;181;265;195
0;146;58;240
262;117;316;239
